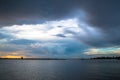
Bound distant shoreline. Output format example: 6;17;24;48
0;56;120;60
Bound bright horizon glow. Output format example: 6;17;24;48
1;55;25;58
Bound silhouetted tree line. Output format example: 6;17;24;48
91;56;120;60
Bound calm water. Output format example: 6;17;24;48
0;60;120;80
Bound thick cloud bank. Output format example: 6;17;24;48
0;0;120;57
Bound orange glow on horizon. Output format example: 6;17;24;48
1;55;25;58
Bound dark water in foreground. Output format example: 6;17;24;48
0;60;120;80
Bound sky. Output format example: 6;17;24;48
0;0;120;58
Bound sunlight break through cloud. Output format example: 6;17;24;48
0;17;102;44
0;18;80;41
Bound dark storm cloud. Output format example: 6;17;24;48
0;0;82;26
0;0;120;27
84;0;120;28
79;0;120;47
